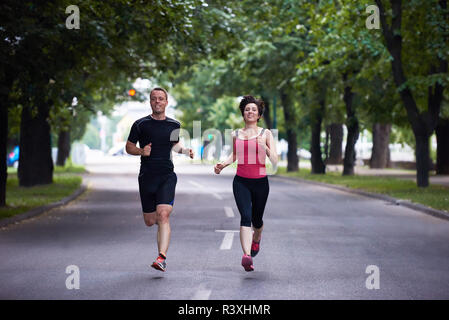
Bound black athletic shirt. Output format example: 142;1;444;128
127;115;181;174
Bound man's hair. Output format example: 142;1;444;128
150;87;168;100
239;95;265;122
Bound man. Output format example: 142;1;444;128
126;87;194;272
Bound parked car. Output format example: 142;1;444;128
108;142;127;156
7;146;19;168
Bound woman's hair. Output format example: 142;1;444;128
238;95;265;121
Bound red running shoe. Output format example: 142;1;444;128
151;256;167;272
241;254;254;272
251;240;260;257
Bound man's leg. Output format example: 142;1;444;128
155;204;173;256
143;211;157;227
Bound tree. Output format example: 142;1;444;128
375;0;448;186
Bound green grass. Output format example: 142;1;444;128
1;165;84;220
276;167;449;212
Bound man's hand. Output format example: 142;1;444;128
142;143;152;156
180;147;194;159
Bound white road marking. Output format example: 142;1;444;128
219;232;234;250
215;230;240;233
192;284;212;300
188;180;223;200
212;192;223;200
189;180;203;189
224;206;235;218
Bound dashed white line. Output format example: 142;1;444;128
224;206;235;218
212;192;223;200
188;180;223;200
192;284;212;300
219;232;234;250
188;180;203;189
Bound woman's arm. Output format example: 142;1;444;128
263;130;278;165
214;133;237;174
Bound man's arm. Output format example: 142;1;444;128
126;140;144;156
172;141;194;159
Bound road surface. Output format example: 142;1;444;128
1;157;448;299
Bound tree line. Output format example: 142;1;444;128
169;0;448;187
1;0;448;210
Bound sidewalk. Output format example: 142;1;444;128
279;159;449;187
327;164;449;187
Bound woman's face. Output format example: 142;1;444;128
243;103;260;123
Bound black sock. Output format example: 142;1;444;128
159;253;166;260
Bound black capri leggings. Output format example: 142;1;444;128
232;175;269;229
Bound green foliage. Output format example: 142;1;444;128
81;123;101;150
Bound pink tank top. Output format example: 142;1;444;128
235;128;267;179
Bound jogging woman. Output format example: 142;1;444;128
214;95;278;271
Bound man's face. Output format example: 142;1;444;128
150;90;168;114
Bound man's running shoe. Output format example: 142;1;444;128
251;240;260;257
241;254;254;272
151;256;166;272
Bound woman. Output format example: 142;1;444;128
214;95;278;272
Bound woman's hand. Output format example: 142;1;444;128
257;135;268;154
214;162;225;174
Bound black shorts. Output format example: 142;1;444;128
138;168;177;213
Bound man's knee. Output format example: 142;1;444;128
156;207;172;224
143;212;157;226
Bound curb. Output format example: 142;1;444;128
272;174;449;222
0;182;88;228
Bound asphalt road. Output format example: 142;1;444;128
1;159;449;299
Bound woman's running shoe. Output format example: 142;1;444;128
241;254;254;272
151;256;167;272
251;240;260;257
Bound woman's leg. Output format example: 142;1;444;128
251;177;269;242
233;176;253;255
253;224;264;242
240;226;252;255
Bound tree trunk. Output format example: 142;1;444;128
18;101;53;186
415;133;430;187
0;97;7;206
342;76;359;176
310;99;325;174
436;118;449;175
375;0;447;187
370;123;391;168
280;90;299;172
56;128;71;166
0;70;14;207
327;123;343;164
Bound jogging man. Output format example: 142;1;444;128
126;87;194;272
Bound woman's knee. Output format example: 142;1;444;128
252;220;263;229
240;217;252;228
